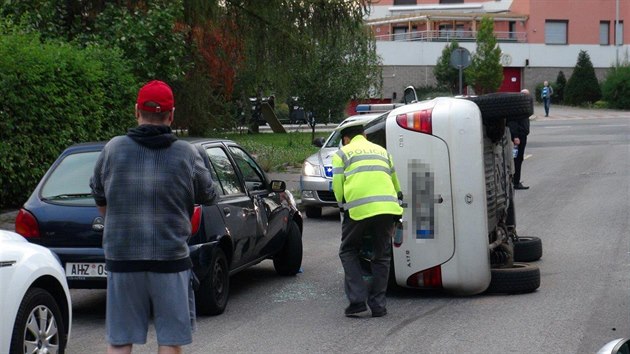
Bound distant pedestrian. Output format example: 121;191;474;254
508;89;532;190
91;80;217;354
332;121;403;318
541;80;553;117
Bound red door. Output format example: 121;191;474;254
498;67;521;92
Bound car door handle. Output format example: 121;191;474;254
223;207;231;217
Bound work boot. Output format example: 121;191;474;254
344;302;368;317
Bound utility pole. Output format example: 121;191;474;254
616;0;620;66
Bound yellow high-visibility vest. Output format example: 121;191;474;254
332;135;403;221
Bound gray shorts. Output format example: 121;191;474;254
106;270;196;346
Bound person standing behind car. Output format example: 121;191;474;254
332;121;403;318
541;80;553;117
90;80;216;354
508;89;533;190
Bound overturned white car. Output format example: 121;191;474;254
361;90;542;295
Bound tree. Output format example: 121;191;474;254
0;0;380;133
228;0;380;126
554;70;567;103
434;40;462;94
466;16;503;94
602;64;630;109
564;50;602;106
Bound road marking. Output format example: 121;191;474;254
524;154;532;160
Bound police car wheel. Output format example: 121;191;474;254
305;206;322;218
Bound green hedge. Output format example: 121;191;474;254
0;32;136;209
602;66;630;110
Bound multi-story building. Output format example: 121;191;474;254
366;0;628;98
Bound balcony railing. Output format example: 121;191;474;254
375;30;527;43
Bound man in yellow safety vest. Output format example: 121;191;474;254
332;121;403;318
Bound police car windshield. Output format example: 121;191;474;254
324;131;343;148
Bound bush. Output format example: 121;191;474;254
564;50;602;106
0;31;136;209
602;65;630;110
554;71;567;103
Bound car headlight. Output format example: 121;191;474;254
302;161;320;177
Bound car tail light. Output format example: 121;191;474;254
190;205;202;235
406;265;442;288
15;209;40;238
396;108;433;134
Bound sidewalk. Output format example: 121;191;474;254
532;103;630;121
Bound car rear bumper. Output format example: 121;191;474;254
51;244;217;289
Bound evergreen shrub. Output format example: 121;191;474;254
0;31;135;208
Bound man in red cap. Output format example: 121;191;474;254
91;80;216;354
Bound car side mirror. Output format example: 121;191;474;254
312;137;325;147
270;180;286;193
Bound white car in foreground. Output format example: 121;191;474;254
0;230;71;354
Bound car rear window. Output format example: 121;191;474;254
40;151;100;206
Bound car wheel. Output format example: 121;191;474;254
273;220;303;276
486;263;540;294
465;93;533;123
195;247;229;316
305;206;322;218
10;287;66;354
513;236;543;262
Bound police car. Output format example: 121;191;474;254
361;91;541;295
300;104;401;218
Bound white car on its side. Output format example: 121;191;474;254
0;229;71;354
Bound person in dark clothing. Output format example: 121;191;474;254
508;89;532;190
91;80;216;354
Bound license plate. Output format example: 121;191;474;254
65;262;107;278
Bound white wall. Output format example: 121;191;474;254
376;41;629;68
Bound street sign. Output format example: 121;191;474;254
450;47;471;69
449;47;471;95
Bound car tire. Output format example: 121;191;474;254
305;206;322;218
273;220;303;276
11;287;67;354
513;236;543;262
486;262;540;294
465;93;533;123
195;247;229;316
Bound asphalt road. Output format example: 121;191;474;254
59;112;630;354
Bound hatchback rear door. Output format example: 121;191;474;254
383;101;456;283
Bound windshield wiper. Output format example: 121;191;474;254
42;193;93;201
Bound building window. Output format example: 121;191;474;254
394;0;416;5
545;20;568;44
393;27;408;41
600;21;610;45
616;21;624;45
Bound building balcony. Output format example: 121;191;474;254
374;29;527;43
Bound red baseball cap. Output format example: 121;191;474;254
136;80;174;112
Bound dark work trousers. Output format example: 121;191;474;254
339;213;395;311
513;135;527;186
